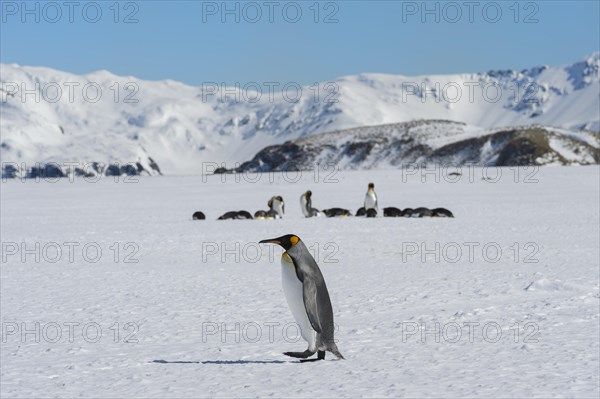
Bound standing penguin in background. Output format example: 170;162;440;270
259;234;344;361
266;196;285;219
255;196;285;220
364;182;378;212
300;191;321;218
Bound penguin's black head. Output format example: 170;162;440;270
259;234;300;250
306;190;312;197
368;182;375;189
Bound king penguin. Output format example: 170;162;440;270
364;182;378;212
266;196;285;219
259;234;344;361
300;191;321;217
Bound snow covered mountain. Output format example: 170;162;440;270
1;53;598;177
225;120;600;172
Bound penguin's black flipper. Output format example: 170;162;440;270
302;280;323;334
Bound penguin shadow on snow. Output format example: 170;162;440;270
152;359;290;365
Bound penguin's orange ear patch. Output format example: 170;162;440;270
290;236;299;246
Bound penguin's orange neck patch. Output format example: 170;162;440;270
290;236;299;246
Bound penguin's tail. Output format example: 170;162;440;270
329;344;345;360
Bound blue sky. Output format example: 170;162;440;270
1;1;599;85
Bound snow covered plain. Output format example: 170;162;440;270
1;166;599;398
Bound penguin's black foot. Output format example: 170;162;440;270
283;350;315;359
299;350;326;362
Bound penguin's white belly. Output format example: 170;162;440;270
281;253;317;350
365;192;377;210
300;197;309;217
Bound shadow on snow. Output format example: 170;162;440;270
151;359;287;365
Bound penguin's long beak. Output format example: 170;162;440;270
259;238;280;245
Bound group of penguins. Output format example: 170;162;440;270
192;182;454;220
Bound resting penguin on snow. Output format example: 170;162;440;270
383;207;402;217
322;208;351;217
237;210;253;219
431;207;454;217
401;208;414;217
357;207;377;217
255;196;285;220
413;207;433;217
192;211;206;220
300;191;321;218
259;234;344;361
217;210;253;220
254;210;267;219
